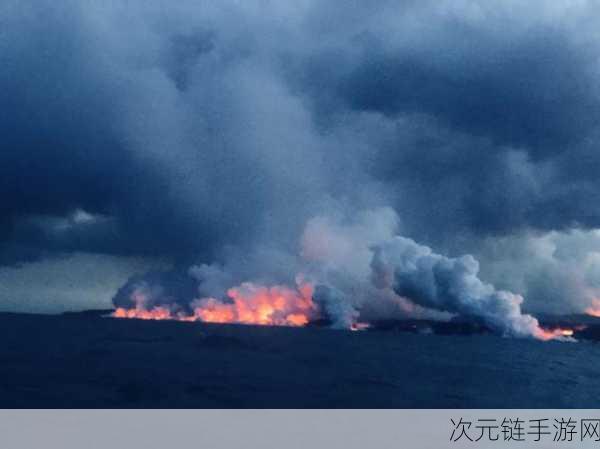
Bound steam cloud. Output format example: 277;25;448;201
371;237;541;338
2;1;600;327
114;208;556;339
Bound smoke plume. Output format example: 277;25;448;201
113;208;567;340
371;237;542;338
3;1;600;327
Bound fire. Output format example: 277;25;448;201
191;282;315;326
112;290;179;320
113;306;173;320
112;280;316;327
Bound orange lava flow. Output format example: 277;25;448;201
112;281;316;327
113;306;173;320
191;282;315;326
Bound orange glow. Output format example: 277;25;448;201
586;299;600;317
113;305;173;320
286;313;309;326
112;280;316;327
534;326;576;341
192;282;315;326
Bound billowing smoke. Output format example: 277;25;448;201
371;237;542;338
113;270;198;312
113;208;566;340
3;1;600;329
312;285;359;329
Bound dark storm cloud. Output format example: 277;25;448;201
0;1;326;264
332;28;597;153
280;1;600;240
2;0;600;272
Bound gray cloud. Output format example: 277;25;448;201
2;1;600;314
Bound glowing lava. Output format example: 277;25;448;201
113;306;173;320
191;282;315;326
112;281;315;327
112;290;179;321
110;280;581;342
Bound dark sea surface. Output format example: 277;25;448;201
1;312;600;408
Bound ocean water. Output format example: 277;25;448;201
1;312;599;408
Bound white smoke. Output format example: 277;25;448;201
299;207;549;338
312;285;360;328
114;207;557;339
371;236;544;338
299;207;452;324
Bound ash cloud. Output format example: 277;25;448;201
2;1;600;317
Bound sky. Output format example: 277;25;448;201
2;0;600;315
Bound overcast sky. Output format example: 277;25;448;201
2;0;600;313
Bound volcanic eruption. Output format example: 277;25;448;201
114;279;315;326
112;208;574;341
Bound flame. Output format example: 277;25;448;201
110;280;584;341
112;280;315;327
113;306;173;320
191;282;315;326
